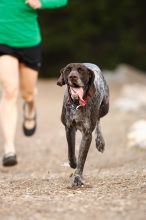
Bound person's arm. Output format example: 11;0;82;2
25;0;68;10
39;0;68;9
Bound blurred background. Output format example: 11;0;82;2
38;0;146;78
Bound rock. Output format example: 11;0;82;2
127;120;146;149
113;83;146;112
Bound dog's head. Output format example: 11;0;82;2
57;63;95;105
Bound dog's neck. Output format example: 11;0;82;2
67;85;94;109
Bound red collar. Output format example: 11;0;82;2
67;90;93;107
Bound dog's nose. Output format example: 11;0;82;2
69;72;78;80
69;75;78;80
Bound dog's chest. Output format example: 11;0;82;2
66;105;91;131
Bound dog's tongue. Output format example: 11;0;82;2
70;87;86;106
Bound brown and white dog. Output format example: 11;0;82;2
57;63;109;186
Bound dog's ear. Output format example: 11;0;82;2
88;68;95;85
87;68;96;95
57;68;65;86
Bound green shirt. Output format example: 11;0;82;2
0;0;68;47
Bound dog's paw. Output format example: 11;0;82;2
69;158;77;169
96;141;105;153
71;175;84;187
96;138;105;153
69;161;77;169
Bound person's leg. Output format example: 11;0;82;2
19;63;38;136
0;55;19;165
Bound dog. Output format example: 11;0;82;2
57;63;109;186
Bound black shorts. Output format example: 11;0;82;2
0;44;42;71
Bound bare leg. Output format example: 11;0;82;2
19;64;38;135
0;55;19;155
65;126;77;169
19;63;38;111
72;132;92;186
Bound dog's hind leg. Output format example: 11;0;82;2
95;122;105;153
65;126;77;169
72;132;92;186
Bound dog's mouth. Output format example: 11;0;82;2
69;86;86;106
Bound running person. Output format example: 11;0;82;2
0;0;68;166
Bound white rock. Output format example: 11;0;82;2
114;84;146;112
127;120;146;149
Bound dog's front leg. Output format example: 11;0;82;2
72;132;92;187
65;126;77;169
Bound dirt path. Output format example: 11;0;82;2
0;73;146;220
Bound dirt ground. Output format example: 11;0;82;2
0;68;146;220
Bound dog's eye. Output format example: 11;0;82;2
65;67;71;73
78;67;83;73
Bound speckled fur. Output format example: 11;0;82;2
57;63;109;186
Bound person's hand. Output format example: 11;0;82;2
25;0;41;9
